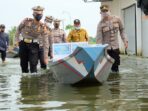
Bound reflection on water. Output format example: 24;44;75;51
0;56;148;111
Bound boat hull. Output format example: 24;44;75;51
49;44;114;85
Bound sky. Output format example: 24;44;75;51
0;0;101;37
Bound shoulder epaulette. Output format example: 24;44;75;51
24;18;33;21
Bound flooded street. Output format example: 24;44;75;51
0;55;148;111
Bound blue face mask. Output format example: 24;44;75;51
34;14;42;21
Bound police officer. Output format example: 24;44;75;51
45;16;54;57
44;16;54;29
38;16;54;69
0;24;9;64
51;19;66;43
15;6;49;73
96;4;128;73
67;19;89;42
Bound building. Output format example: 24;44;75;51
84;0;148;57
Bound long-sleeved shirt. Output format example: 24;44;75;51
15;18;49;58
67;28;88;42
0;32;9;51
51;28;66;43
96;15;128;49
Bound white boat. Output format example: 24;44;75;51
49;42;114;85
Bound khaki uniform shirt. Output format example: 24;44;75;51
15;18;49;58
67;28;88;42
96;16;128;49
46;26;53;54
51;28;66;43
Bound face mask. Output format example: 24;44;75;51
75;26;80;30
54;24;59;28
45;22;52;28
101;11;110;18
34;14;42;21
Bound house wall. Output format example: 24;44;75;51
101;0;143;56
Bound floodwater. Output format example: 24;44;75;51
0;55;148;111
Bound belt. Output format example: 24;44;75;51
21;38;38;44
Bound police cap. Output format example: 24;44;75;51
45;16;54;22
53;19;61;24
32;5;44;14
100;4;109;12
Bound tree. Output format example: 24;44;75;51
8;26;17;46
65;24;74;31
88;37;96;44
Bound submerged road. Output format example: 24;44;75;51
0;55;148;111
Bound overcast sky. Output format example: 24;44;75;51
0;0;101;37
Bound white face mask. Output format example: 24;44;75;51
47;23;52;28
101;11;111;19
75;26;81;30
45;21;52;28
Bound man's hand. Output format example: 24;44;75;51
50;53;53;59
44;57;49;65
124;41;128;49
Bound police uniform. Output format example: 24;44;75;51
51;19;66;43
96;5;128;72
15;6;49;73
44;16;54;50
67;19;88;42
38;16;54;69
45;16;54;23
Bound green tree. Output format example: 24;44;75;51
65;24;74;31
88;37;96;44
8;26;17;46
